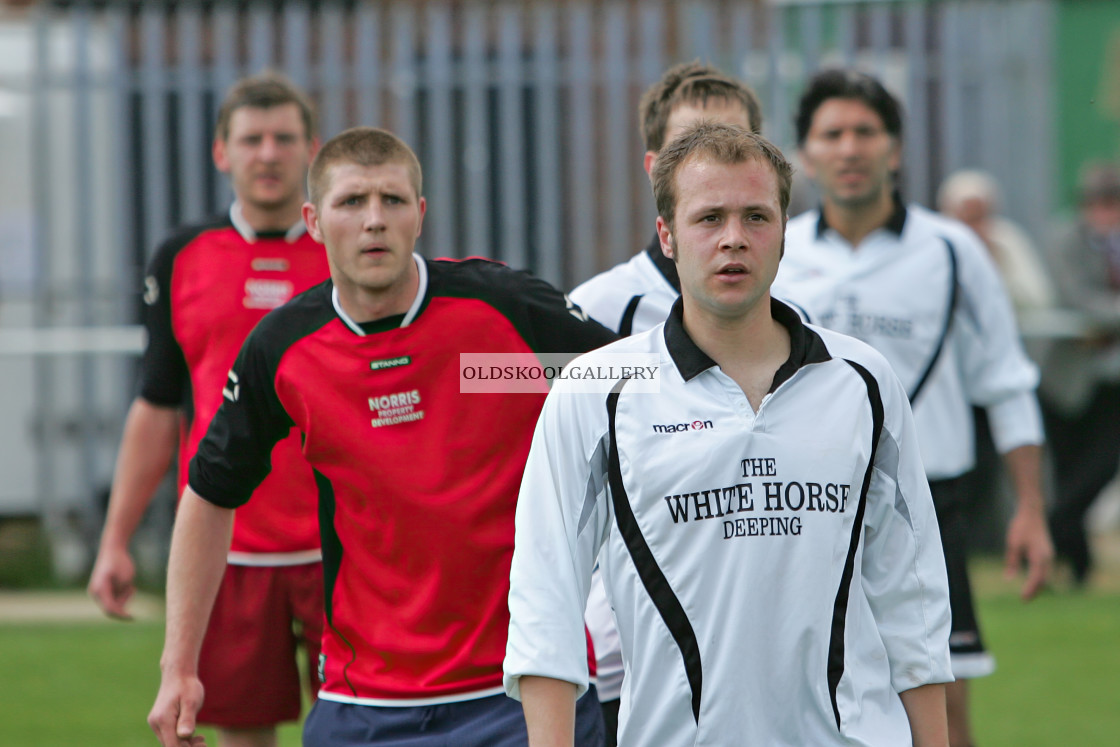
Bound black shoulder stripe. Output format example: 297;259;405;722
828;359;885;731
618;294;644;337
314;468;359;696
908;238;959;404
606;381;703;724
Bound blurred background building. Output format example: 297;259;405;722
0;0;1117;580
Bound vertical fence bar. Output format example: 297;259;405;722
283;2;311;90
71;5;98;510
247;3;274;75
566;2;596;286
462;4;492;259
766;3;789;149
531;2;563;285
30;2;56;523
1017;0;1056;240
603;2;631;267
177;5;207;224
939;2;966;176
211;3;239;209
903;1;930;204
423;3;455;258
799;3;822;83
497;4;528;269
635;2;664;240
835;3;857;69
355;4;382;129
318;4;346;139
140;4;170;258
389;5;418;152
867;1;892;82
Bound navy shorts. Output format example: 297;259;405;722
304;685;606;747
930;476;995;679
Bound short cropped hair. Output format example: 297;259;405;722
793;69;903;146
215;72;318;142
308;127;423;206
651;122;793;230
640;61;764;152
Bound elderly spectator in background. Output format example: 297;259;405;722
1039;161;1120;587
938;169;1055;316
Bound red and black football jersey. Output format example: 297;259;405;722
139;213;329;558
190;256;616;704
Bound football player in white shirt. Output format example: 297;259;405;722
569;62;763;743
772;68;1053;747
506;122;952;747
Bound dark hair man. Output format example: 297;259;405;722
773;68;1054;747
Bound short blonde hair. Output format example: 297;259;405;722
308;127;423;206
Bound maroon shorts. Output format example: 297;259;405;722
197;562;324;728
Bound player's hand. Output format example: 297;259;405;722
1004;505;1053;601
148;672;207;747
87;545;136;620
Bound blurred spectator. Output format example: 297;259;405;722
1039;161;1120;586
938;170;1056;557
938;169;1055;315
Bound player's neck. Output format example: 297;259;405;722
335;262;421;325
238;196;306;234
821;189;894;248
682;296;790;410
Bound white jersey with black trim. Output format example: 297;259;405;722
772;202;1043;481
505;299;952;746
569;236;680;335
570;234;682;700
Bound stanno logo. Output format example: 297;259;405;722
652;419;713;434
251;257;290;272
370;355;412;371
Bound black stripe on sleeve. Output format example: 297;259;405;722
618;294;644;337
908;238;959;404
606;380;703;724
827;360;885;731
314;468;359;696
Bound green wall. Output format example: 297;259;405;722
1057;0;1120;210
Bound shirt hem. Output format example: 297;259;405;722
316;685;507;707
226;549;322;566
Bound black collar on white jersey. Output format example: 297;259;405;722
814;190;908;239
644;233;682;292
663;296;831;390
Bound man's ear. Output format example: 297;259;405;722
643;150;658;178
656;216;674;260
302;202;323;243
212;137;230;174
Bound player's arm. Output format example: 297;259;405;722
505;368;611;722
88;398;180;619
999;443;1053;600
520;675;578;747
899;683;949;747
148;486;233;747
956;232;1053;598
90;239;187;620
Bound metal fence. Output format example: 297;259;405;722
0;0;1056;567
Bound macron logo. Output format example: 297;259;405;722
652;419;713;434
